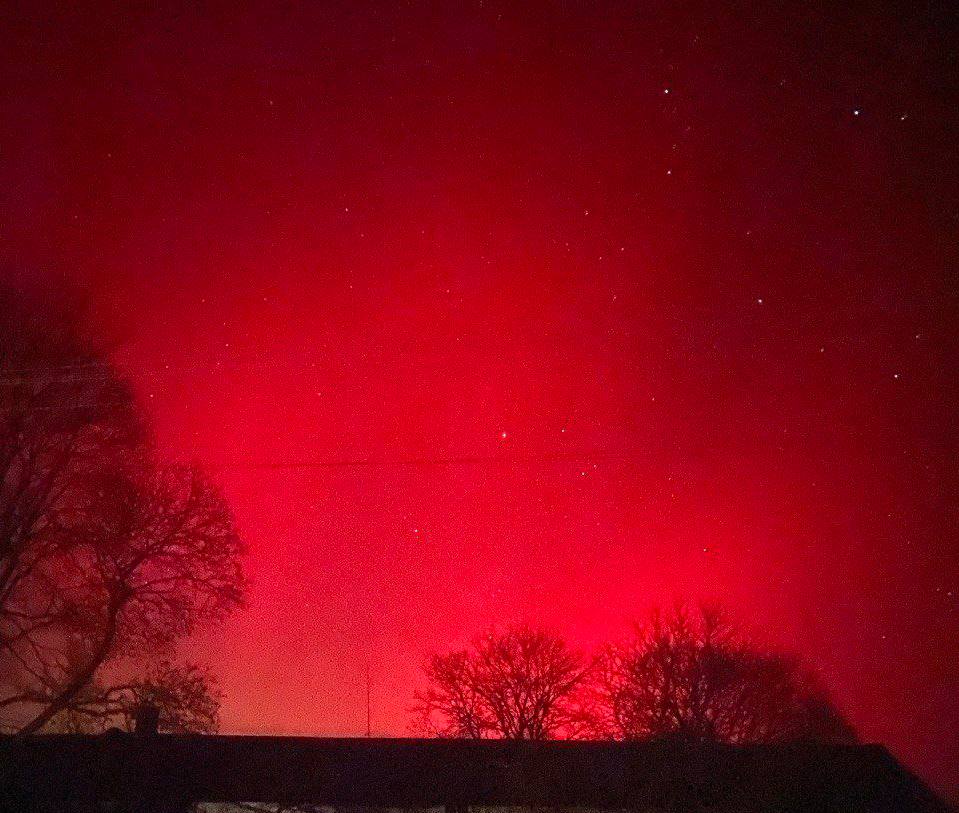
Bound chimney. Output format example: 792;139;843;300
133;703;160;736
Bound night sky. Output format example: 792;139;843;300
3;0;958;801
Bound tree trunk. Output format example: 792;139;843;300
16;600;121;735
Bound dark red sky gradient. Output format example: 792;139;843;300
3;0;958;800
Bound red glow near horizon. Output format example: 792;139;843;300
2;1;956;802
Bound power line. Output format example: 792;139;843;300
202;449;644;471
0;353;330;381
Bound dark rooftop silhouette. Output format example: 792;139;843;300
0;734;951;813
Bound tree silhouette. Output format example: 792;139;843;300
0;284;244;734
588;604;857;744
412;625;588;739
48;661;221;734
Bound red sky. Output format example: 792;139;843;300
2;0;957;801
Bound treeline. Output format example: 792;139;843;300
412;605;857;744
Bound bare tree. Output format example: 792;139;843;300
589;605;857;744
0;284;245;734
48;660;221;734
412;625;588;739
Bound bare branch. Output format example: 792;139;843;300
587;604;858;745
412;625;587;740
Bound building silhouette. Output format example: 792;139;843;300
0;732;951;813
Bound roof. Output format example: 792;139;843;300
0;734;951;812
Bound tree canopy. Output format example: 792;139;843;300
412;625;588;739
414;607;857;745
0;284;245;734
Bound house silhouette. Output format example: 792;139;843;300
0;733;951;813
